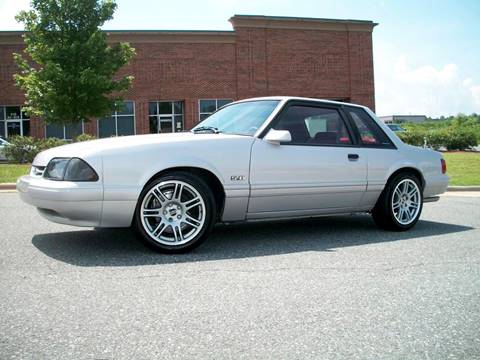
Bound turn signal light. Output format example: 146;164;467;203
441;159;447;174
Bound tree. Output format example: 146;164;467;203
14;0;136;125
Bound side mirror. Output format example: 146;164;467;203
264;129;291;145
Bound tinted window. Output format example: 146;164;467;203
45;123;65;139
65;122;82;139
200;100;216;113
116;101;134;115
99;101;135;138
274;105;352;145
98;116;116;138
22;120;30;137
347;107;393;146
117;116;135;136
5;106;21;119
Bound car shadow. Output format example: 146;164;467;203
32;215;473;267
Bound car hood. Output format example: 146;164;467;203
33;132;246;166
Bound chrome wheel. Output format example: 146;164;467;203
391;179;421;225
140;180;206;246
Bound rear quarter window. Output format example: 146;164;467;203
346;107;394;148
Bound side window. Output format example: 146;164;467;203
346;107;393;146
273;105;352;146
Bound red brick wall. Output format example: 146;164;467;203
0;44;25;105
118;42;237;132
234;27;375;109
0;23;376;138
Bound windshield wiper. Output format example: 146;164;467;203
191;126;221;134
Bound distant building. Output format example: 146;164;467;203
379;115;427;124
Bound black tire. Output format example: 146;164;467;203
371;172;423;231
133;171;216;253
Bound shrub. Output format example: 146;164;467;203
4;136;67;163
426;129;449;150
444;130;478;150
398;130;425;147
37;137;67;151
398;127;478;150
3;136;38;163
74;134;96;142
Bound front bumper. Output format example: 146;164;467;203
16;175;103;227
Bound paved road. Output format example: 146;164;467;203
1;193;479;359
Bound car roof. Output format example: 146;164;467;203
232;96;368;109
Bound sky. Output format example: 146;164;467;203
0;0;479;117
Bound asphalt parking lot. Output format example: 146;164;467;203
1;192;479;359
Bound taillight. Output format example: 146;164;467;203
441;158;447;174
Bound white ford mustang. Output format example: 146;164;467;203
17;97;449;253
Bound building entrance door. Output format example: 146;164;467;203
6;121;21;137
148;101;184;133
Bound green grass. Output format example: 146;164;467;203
0;164;30;183
0;152;479;186
443;152;480;186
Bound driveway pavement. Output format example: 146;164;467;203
0;193;479;359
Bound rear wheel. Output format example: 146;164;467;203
134;172;216;253
372;173;423;231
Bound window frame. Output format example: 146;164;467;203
342;105;397;149
97;101;136;138
198;99;233;122
0;105;31;138
148;100;184;133
259;100;358;148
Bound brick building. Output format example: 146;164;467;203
0;15;377;139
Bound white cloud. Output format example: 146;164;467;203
0;0;30;30
375;52;480;117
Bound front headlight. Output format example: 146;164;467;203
44;157;99;182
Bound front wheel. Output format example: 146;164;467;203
133;172;216;253
372;173;423;231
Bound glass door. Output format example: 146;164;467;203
148;101;184;133
6;121;21;137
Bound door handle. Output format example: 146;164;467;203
348;153;359;161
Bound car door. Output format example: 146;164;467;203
343;105;399;209
248;101;368;219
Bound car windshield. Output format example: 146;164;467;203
192;100;280;136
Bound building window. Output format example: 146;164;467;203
0;106;30;138
148;101;184;133
199;99;233;121
98;101;135;138
45;121;84;140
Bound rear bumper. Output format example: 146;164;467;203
424;174;449;198
16;175;103;227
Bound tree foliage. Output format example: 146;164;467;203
14;0;136;125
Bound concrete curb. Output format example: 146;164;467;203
447;186;480;191
1;182;480;192
0;183;16;190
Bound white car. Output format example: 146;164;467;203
17;97;449;253
0;137;10;161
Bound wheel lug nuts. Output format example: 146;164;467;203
163;211;167;215
177;215;181;219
